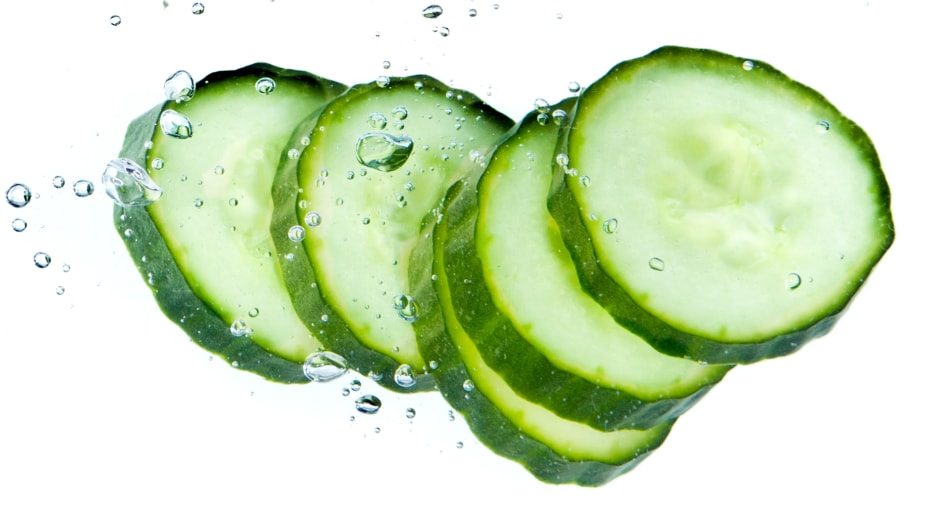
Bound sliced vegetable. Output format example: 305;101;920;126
550;46;894;364
114;63;346;382
436;100;730;430
272;76;512;386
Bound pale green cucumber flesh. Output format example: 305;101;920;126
558;46;893;363
410;189;673;486
294;77;512;370
439;102;729;429
116;64;345;381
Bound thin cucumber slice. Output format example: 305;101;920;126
438;100;730;430
115;63;346;382
276;76;512;378
410;185;674;486
552;46;894;363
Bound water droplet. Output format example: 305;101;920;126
376;75;391;88
193;198;204;208
368;112;388;130
468;8;478;16
462;379;475;392
536;113;549;126
287;148;300;160
392;294;420;322
34;252;51;268
391;106;409;120
414;81;424;91
255;77;276;95
228;197;239;207
603;218;619;234
649;257;665;271
742;60;755;71
303;351;349;382
320;314;330;323
579;175;591;188
493;3;499;9
361;217;371;225
6;183;31;208
102;158;164;207
422;5;443;18
555;153;569;169
248;307;259;318
164;70;195;103
381;60;391;70
815;120;831;133
456;441;464;449
56;286;65;296
73;180;94;197
341;388;351;396
151;158;165;170
159;109;193;138
436;26;450;37
356;132;414;172
427;360;439;370
568;81;581;94
288;225;306;242
533;98;551;114
214;165;225;175
62;264;71;273
191;2;205;14
230;319;253;337
109;15;121;26
304;211;322;227
11;218;27;232
405;408;416;419
355;395;382;414
52;176;65;189
394;364;417;388
786;272;802;290
350;379;362;391
552;109;568;125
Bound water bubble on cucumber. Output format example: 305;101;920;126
164;70;195;103
392;294;420;322
255;77;276;95
394;364;417;388
102;158;164;207
159;110;194;139
603;218;619;234
5;183;31;208
649;257;666;271
815;120;831;133
288;225;306;242
742;60;755;71
302;351;349;382
533;98;551;114
435;26;450;37
391;106;409;120
356;132;414;172
304;211;322;227
462;379;475;392
355;395;382;414
786;273;802;290
368;112;388;129
350;379;362;391
552;109;568;125
229;319;253;337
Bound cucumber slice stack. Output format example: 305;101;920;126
109;46;894;486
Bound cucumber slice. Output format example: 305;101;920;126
551;46;894;363
410;182;673;486
273;76;512;379
438;100;730;430
115;63;346;382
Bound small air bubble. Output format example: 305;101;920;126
649;257;665;271
368;112;388;130
303;351;349;382
579;175;591;188
164;70;195;103
304;212;322;227
533;98;551;114
52;176;65;189
288;225;306;242
73;180;95;197
356;395;382;414
568;81;581;94
405;408;416;419
422;4;443;18
255;77;276;95
436;26;450;37
742;60;755;71
159;110;193;139
392;106;409;120
603;218;619;234
536;113;549;126
362;217;371;225
555;153;569;169
392;294;420;322
230;319;253;337
456;441;464;449
786;273;802;290
34;252;51;268
394;364;417;388
350;379;362;391
248;307;259;318
468;8;477;16
428;360;439;370
382;60;391;69
103;158;164;207
109;15;121;26
11;218;27;232
6;183;31;208
552;109;568;125
376;76;391;88
462;379;475;392
816;120;831;133
228;198;239;207
287;148;300;160
62;264;71;273
151;158;165;170
193;198;204;208
56;286;65;296
191;2;205;15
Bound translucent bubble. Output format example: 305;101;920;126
428;360;439;370
786;272;802;290
356;132;413;172
649;257;666;271
255;77;276;95
350;379;362;391
376;76;391;88
382;60;391;69
34;252;51;268
214;165;225;175
815;120;831;133
159;109;194;138
228;198;239;207
368;112;388;130
191;2;205;15
102;158;164;207
109;15;121;26
555;153;569;169
603;218;619;234
552;109;568;126
73;180;95;197
462;379;475;392
287;148;300;160
62;264;71;273
56;286;65;296
568;81;581;94
456;441;464;449
248;307;259;318
288;225;306;242
304;211;322;227
355;395;382;414
468;8;477;16
52;176;65;189
422;5;443;18
302;351;349;382
164;70;195;103
193;198;204;208
151;158;165;170
394;364;417;388
6;183;31;208
533;98;551;114
391;106;409;120
392;294;420;322
405;408;416;419
742;60;755;71
11;218;27;232
436;26;450;37
229;319;253;337
579;175;591;188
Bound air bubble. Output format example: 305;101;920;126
191;2;205;15
159;110;193;138
742;60;755;71
303;351;349;382
230;319;253;337
533;98;551;114
52;176;65;189
579;175;591;188
151;158;165;170
405;408;416;419
56;286;65;296
456;441;464;449
422;5;443;18
356;132;414;172
382;60;391;70
552;109;568;125
362;217;371;225
568;81;581;94
536;113;549;126
555;153;569;169
164;70;195;103
603;218;618;234
287;148;300;160
248;307;259;318
355;395;382;414
350;379;362;391
255;77;276;95
304;212;322;227
462;379;475;392
228;198;239;207
11;218;27;232
469;9;478;17
392;106;409;120
34;252;51;268
436;26;450;37
376;76;391;88
193;198;203;208
109;15;121;26
288;225;306;242
786;273;802;290
392;294;420;322
649;257;665;271
816;120;831;133
368;112;388;130
73;180;95;197
394;364;417;388
6;183;31;208
428;360;439;370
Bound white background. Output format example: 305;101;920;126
1;0;945;503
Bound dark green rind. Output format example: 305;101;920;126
550;46;895;364
113;63;345;383
272;76;512;392
410;183;673;486
439;103;729;430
